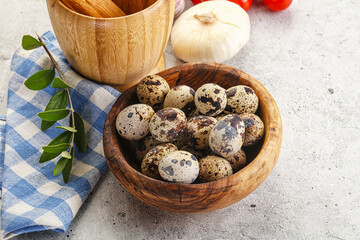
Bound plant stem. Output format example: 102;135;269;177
37;34;76;152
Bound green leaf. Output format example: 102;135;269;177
71;111;87;153
38;109;70;121
61;151;72;159
42;143;70;153
39;152;61;163
53;157;68;176
45;90;69;110
62;148;74;183
55;126;77;132
41;121;56;132
52;77;72;88
41;90;69;131
49;131;72;145
22;35;44;50
24;68;55;90
39;131;72;163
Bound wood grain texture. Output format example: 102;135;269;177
59;0;126;18
103;63;283;213
112;0;157;15
46;0;174;89
112;54;165;92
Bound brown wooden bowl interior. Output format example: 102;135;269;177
113;0;158;15
103;62;282;213
58;0;160;18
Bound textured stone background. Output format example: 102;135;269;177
1;0;359;239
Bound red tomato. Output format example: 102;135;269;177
263;0;293;11
191;0;210;4
191;0;253;12
228;0;253;12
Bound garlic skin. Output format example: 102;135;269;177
171;1;250;63
175;0;185;18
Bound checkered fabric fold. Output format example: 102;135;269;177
0;31;121;239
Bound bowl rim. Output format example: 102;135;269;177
55;0;166;20
104;62;282;190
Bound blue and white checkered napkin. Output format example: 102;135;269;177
0;31;121;239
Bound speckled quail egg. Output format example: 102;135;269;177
149;108;187;142
159;151;199;183
141;143;178;180
116;104;154;141
181;145;204;160
186;116;218;149
239;113;265;146
194;83;227;116
214;112;227;121
188;109;201;120
225;148;247;172
197;155;233;183
163;85;196;117
136;75;170;108
209;114;245;158
173;133;188;149
135;136;161;163
224;85;259;114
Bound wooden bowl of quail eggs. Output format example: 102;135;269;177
103;62;282;213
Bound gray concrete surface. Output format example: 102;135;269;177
1;0;360;239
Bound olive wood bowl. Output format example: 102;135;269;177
103;62;282;213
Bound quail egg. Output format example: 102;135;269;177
136;75;170;108
186;116;218;149
194;83;227;116
225;148;247;172
159;151;199;183
209;114;245;158
197;155;233;183
173;133;188;149
163;85;196;117
135;136;161;162
181;145;204;160
141;143;178;180
188;109;201;120
239;113;265;146
224;85;259;114
214;112;227;121
149;108;187;142
116;104;154;140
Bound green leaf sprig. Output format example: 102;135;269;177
22;34;87;183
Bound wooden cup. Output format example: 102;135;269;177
46;0;175;92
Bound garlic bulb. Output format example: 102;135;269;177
175;0;185;18
171;1;250;63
